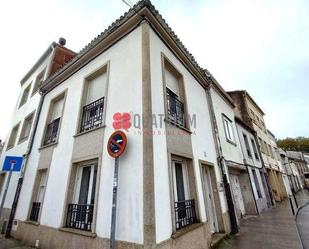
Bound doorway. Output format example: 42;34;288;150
201;165;219;233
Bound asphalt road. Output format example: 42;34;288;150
297;202;309;249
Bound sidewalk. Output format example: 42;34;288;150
218;191;309;249
0;235;32;249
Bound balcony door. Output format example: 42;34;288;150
74;164;96;205
173;160;190;202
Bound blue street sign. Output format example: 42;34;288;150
2;156;23;172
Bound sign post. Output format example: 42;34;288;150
107;131;127;249
0;156;23;219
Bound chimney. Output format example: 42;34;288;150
58;37;66;46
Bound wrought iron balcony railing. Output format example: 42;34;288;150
29;202;41;222
166;88;185;127
43;117;60;145
80;98;104;133
65;203;94;231
174;199;197;230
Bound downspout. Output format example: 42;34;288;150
205;86;238;234
5;43;57;237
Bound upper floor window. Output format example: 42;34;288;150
251;138;259;160
19;112;35;142
32;69;46;96
268;144;274;158
243;134;252;158
7;123;20;149
43;94;65;146
164;59;186;127
223;115;235;143
19;83;31;108
79;67;107;133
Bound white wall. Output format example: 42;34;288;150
149;27;227;243
211;88;243;165
0;53;52;209
15;27;143;244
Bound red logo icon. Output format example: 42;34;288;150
113;112;131;131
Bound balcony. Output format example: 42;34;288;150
29;202;41;222
80;98;104;133
65;204;94;232
43;117;60;145
166;88;185;127
175;199;197;230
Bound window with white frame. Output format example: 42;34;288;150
29;169;48;222
65;162;97;231
79;68;107;133
243;134;252;158
7;123;20;149
164;59;185;127
251;138;259;160
32;69;45;95
223;115;235;143
19;83;31;108
19;112;35;142
43;94;65;146
172;159;197;230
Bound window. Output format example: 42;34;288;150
43;95;64;146
164;59;185;127
7;123;20;149
223;115;235;143
263;141;268;155
268;145;274;158
251;138;259;160
32;69;45;95
172;160;197;230
29;170;47;222
19;112;35;142
243;134;252;158
19;83;31;108
252;170;262;198
66;163;97;231
258;137;263;152
80;69;107;133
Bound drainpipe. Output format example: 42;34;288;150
5;43;57;237
205;87;238;234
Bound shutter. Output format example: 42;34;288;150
51;97;64;121
86;73;107;105
165;68;179;97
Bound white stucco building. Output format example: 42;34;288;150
0;2;245;249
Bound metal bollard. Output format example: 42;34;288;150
289;196;295;215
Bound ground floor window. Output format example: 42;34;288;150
29;169;48;222
65;162;97;232
172;159;197;230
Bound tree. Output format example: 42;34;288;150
277;137;309;153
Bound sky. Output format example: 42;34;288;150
0;0;308;140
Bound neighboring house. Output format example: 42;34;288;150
267;130;288;200
227;90;283;203
277;149;294;195
287;151;307;188
4;2;245;249
209;87;257;222
0;41;75;229
235;117;270;213
304;153;309;171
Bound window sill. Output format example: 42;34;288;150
164;118;192;134
6;145;14;151
38;142;58;151
18;137;29;145
74;125;105;138
59;227;96;238
171;222;204;239
226;138;237;146
24;220;40;226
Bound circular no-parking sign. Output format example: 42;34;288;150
107;130;127;158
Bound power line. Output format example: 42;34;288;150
120;0;144;19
